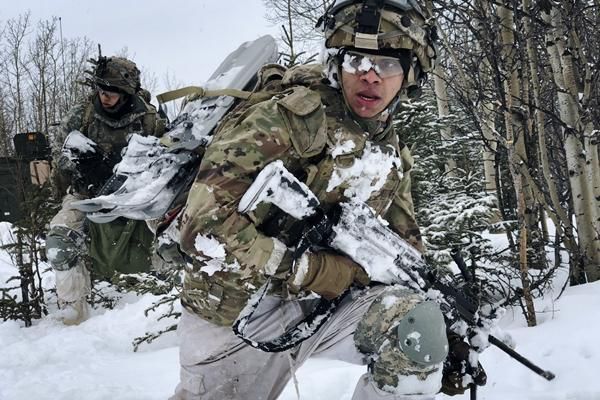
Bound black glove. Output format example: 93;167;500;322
440;333;487;396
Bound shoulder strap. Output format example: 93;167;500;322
142;111;165;137
135;94;166;137
156;86;252;105
156;63;290;106
80;102;95;135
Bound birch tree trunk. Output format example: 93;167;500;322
522;0;577;257
481;102;497;194
471;7;500;222
4;14;31;134
432;62;458;177
542;6;600;282
498;2;537;325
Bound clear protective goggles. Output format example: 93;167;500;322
341;50;406;78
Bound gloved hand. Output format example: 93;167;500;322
57;154;77;173
440;333;487;396
288;251;370;300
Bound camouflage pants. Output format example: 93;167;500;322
169;285;442;400
48;194;91;304
49;194;87;239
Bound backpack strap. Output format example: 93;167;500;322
156;86;253;105
157;63;289;105
137;95;165;137
80;101;95;135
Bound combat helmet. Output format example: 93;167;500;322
86;56;141;96
318;0;437;97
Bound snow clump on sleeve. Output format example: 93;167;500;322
194;234;240;276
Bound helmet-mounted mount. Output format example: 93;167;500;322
356;0;385;34
354;0;386;49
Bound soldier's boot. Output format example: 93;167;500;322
55;263;91;325
58;296;90;326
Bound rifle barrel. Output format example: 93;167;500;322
488;335;556;381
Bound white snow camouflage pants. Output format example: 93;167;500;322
169;285;441;400
48;194;91;305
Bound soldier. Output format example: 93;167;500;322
169;0;483;398
47;55;165;325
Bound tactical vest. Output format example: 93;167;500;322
80;95;163;157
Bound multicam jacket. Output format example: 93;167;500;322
51;93;165;196
178;64;423;326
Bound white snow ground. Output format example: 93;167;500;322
1;220;599;400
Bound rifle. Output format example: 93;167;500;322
235;160;555;385
60;131;116;196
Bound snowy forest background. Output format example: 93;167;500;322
0;1;599;399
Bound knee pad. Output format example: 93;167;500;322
46;226;85;271
354;287;448;395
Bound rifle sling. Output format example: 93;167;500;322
232;278;345;353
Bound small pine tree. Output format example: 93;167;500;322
418;169;498;267
393;93;499;270
1;181;59;325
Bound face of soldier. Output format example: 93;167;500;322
341;61;404;119
98;88;122;109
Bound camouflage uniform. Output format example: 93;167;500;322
47;56;164;325
170;1;445;398
169;60;445;399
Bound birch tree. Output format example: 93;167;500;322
541;2;600;282
2;13;31;135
